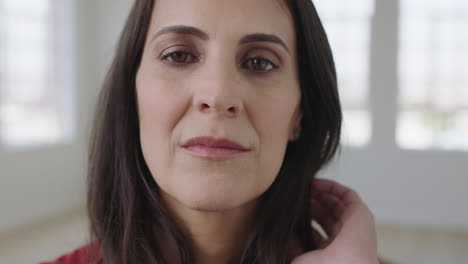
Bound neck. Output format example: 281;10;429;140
158;194;259;264
185;212;253;264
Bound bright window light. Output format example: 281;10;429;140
398;0;468;151
313;0;375;146
0;0;75;149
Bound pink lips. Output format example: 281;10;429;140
181;136;250;160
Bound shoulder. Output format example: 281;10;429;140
38;242;103;264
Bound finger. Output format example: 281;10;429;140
312;186;364;240
310;221;327;248
310;219;340;249
310;179;378;259
311;178;354;198
311;179;365;241
315;214;343;242
312;178;364;215
311;191;347;222
310;198;344;240
310;196;334;219
310;200;336;237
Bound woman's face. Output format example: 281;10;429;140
136;0;301;212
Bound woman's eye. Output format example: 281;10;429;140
243;57;278;72
161;50;198;64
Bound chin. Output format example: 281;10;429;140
189;200;235;212
180;184;247;212
156;166;269;213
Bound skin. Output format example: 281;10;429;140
291;179;379;264
135;0;378;263
136;0;301;262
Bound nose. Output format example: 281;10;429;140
195;95;243;118
193;65;243;118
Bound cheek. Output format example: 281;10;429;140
136;62;190;137
136;69;189;176
253;97;296;183
254;92;297;146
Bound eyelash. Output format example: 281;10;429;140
160;50;279;72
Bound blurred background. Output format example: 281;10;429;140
0;0;467;263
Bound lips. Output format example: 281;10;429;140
181;136;250;160
181;136;249;150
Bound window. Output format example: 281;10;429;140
313;0;375;146
311;0;468;231
0;0;74;149
398;0;468;151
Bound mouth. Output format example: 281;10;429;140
181;136;250;160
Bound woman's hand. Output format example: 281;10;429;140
291;178;378;264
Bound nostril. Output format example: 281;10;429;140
200;103;210;111
196;100;241;116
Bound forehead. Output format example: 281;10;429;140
149;0;295;47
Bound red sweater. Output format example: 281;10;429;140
39;236;304;263
39;243;103;264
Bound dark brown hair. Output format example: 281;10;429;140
87;0;341;263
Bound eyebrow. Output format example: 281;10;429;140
239;33;290;53
151;25;290;53
152;25;209;41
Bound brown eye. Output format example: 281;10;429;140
162;50;198;64
244;57;278;72
171;51;188;63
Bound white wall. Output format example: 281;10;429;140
1;0;466;235
322;147;468;230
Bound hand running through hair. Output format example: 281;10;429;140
291;178;379;264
